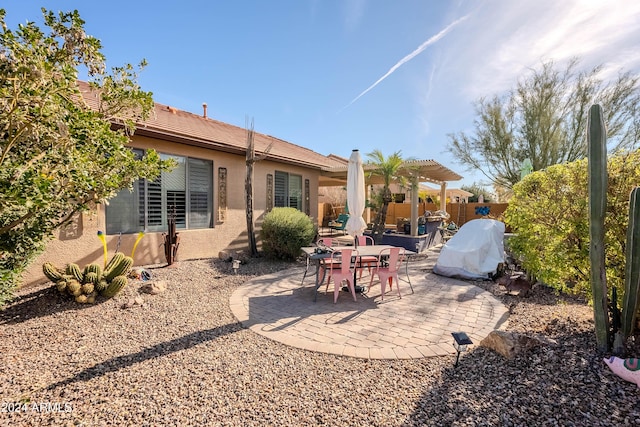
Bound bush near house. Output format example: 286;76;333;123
261;208;316;260
504;150;640;301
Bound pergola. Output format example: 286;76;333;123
319;159;463;236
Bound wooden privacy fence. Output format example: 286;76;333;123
318;202;509;229
375;202;510;228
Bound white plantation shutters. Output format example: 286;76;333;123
162;155;186;228
105;152;213;234
288;174;302;211
274;171;287;208
188;158;212;228
146;177;163;228
274;171;302;211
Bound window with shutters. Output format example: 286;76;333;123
274;171;302;211
106;151;213;234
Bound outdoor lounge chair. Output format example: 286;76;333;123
328;213;349;235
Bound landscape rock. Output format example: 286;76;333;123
122;296;146;309
219;250;249;263
140;280;167;295
480;330;555;359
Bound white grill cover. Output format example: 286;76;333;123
433;219;505;280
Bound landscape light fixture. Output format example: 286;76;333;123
232;259;241;274
451;332;473;368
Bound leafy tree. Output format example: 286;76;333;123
461;183;492;203
0;8;171;306
447;58;640;190
321;186;347;214
366;149;404;243
504;149;640;301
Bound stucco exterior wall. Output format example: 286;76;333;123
21;136;321;287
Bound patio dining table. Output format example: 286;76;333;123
301;244;415;302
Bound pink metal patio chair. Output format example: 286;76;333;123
356;235;378;279
369;247;405;301
325;248;358;303
317;237;339;285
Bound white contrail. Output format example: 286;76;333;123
340;14;469;111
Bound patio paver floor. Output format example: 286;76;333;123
229;246;509;359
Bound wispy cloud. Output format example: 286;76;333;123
415;0;640;144
439;0;640;101
340;14;469;112
343;0;366;32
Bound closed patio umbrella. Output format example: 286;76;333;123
346;149;367;240
345;149;368;293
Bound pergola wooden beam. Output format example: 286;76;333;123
319;159;463;236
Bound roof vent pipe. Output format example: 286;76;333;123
202;103;208;118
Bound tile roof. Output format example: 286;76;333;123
77;81;462;183
77;81;344;170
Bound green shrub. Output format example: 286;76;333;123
261;208;316;260
505;150;640;301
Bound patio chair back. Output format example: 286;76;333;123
326;249;357;303
356;235;374;246
317;237;336;248
356;235;377;279
369;247;404;301
317;237;339;285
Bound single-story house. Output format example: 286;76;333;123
22;81;344;285
22;82;463;285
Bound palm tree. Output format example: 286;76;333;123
366;149;404;243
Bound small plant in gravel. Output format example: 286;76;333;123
261;207;316;260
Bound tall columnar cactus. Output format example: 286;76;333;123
588;104;610;352
622;187;640;338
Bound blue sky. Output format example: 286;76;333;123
4;1;640;187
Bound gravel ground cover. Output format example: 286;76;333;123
2;253;640;426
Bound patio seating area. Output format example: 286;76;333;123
230;245;509;359
327;213;349;235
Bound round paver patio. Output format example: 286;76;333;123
229;250;509;360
